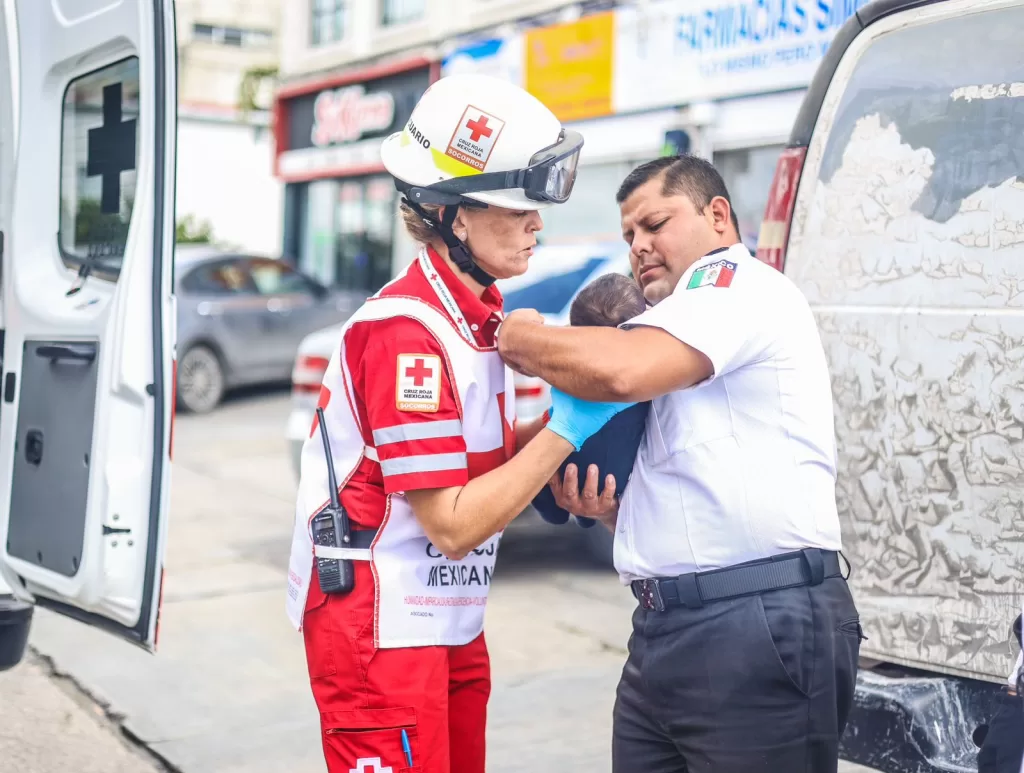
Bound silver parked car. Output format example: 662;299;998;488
174;245;361;413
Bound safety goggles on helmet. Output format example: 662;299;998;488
404;128;583;207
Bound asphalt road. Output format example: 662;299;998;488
9;388;877;772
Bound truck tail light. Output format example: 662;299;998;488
292;355;330;396
756;146;807;272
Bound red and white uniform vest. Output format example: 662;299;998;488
286;269;515;648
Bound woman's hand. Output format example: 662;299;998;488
548;462;618;528
545;388;635;451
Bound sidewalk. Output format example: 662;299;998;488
0;651;163;773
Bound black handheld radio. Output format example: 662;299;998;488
311;407;355;595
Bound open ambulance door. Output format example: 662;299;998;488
0;0;177;651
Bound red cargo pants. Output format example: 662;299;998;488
302;561;491;773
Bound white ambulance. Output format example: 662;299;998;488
0;0;176;670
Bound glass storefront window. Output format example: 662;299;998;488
336;181;368;290
301;179;339;287
713;144;786;253
296;175;395;293
365;177;397;290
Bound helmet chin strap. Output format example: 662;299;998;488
403;197;496;288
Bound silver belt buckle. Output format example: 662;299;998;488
639;579;666;612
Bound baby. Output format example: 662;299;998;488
532;273;651;529
569;272;647;328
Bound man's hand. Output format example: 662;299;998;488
548;463;618;529
498;309;545;374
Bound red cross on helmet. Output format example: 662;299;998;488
380;73;583;211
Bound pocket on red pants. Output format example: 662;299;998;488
321;706;420;773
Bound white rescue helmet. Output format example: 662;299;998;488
380;73;583;211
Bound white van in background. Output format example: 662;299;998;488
756;0;1024;769
0;0;177;671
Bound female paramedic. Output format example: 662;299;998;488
285;73;632;773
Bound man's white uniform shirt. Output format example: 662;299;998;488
616;243;843;582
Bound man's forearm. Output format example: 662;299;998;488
500;325;630;401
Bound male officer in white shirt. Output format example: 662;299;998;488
498;154;862;773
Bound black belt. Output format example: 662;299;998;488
631;549;843;612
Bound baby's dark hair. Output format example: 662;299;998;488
569;273;646;327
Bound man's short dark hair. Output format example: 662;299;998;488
616;154;741;236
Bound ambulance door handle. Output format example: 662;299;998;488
36;343;97;364
102;525;132;536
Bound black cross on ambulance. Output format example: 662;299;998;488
0;0;177;670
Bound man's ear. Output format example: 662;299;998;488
708;196;732;234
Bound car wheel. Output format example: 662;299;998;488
177;345;225;414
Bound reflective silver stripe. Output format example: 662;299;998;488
380;452;467;477
314;545;372;561
364;446;379;461
372;419;463;447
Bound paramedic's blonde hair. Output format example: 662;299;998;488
399;200;443;245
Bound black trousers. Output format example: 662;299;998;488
613;576;862;773
978;690;1024;773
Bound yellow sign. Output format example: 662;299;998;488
525;11;615;123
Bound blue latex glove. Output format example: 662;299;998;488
545;387;636;451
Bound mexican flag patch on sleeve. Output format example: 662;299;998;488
687;259;737;289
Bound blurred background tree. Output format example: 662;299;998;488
176;214;214;244
238;64;279;115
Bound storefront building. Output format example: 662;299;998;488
443;0;873;251
273;0;871;288
273;58;435;292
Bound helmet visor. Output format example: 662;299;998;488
523;129;582;204
400;128;584;206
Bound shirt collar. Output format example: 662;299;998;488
423;246;504;335
695;242;749;267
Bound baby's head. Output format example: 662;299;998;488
569;273;647;327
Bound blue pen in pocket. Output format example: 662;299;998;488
401;728;413;767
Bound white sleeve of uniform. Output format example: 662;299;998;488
622;257;774;380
